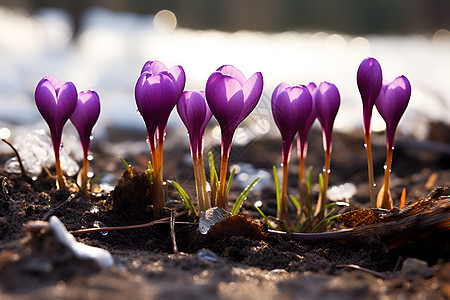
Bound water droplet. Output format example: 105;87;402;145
373;183;377;187
363;143;367;148
383;165;387;170
280;163;284;167
93;220;108;236
391;146;395;150
196;249;217;262
90;206;99;214
322;168;331;174
199;207;231;235
87;168;94;178
89;135;94;141
87;154;94;161
254;200;262;207
145;139;149;144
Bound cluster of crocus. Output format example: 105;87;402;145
134;61;186;217
271;81;340;223
35;76;100;189
205;65;264;210
271;83;313;221
357;58;411;209
177;91;212;213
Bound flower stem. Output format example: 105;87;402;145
78;156;89;189
54;154;65;190
217;153;229;209
198;152;210;210
192;156;204;213
364;133;376;207
278;159;289;221
150;139;163;218
377;147;393;209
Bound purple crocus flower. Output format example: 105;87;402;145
70;91;101;159
35;76;78;188
135;60;185;217
357;57;382;135
135;61;186;150
177;91;212;212
314;82;340;153
205;65;263;209
313;82;340;216
177;91;212;158
375;76;411;149
272;83;313;221
272;83;313;163
206;65;263;154
357;57;382;208
35;76;78;156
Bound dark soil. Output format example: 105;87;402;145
0;125;449;299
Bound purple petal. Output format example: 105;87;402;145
375;76;411;148
238;72;263;125
70;90;101;157
135;73;178;139
314;82;340;152
168;65;186;97
216;65;247;85
306;82;317;94
357;57;383;133
141;60;168;75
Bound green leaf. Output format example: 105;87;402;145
119;156;131;171
319;172;324;193
231;177;260;215
168;180;197;215
273;166;281;215
306;166;313;193
227;168;236;195
289;194;300;210
310;208;336;233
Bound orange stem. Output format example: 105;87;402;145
55;155;65;190
364;133;376;207
217;154;229;210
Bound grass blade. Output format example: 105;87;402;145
227;168;236;195
273;166;281;215
231;177;260;215
168;180;197;215
289;194;300;210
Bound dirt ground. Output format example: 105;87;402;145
0;123;449;299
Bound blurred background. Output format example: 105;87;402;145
0;0;449;162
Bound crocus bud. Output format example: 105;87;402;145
314;82;340;153
206;65;263;152
177;91;212;157
298;82;317;158
70;91;100;159
135;61;185;147
357;57;382;135
375;76;411;149
272;83;313;162
35;76;78;156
